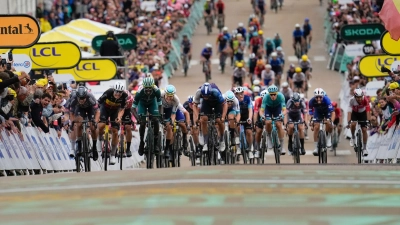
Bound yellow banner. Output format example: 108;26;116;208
381;31;400;55
359;54;400;77
13;41;81;70
0;14;41;48
57;58;117;81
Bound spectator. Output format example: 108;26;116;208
30;93;52;133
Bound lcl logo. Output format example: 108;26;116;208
31;47;61;57
77;63;100;71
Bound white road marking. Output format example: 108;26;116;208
287;56;298;62
265;150;351;156
1;178;398;193
314;56;327;61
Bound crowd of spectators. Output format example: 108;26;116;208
326;0;400;136
0;0;197;135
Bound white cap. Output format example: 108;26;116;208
223;26;228;31
238;22;243;27
265;64;272;69
253;79;260;85
295;24;300;28
271;52;278;57
253;86;261;93
237;33;242;37
206;43;212;48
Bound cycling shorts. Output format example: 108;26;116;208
137;99;160;122
264;105;282;120
288;112;303;123
333;118;340;126
351;111;368;128
176;109;185;122
312;110;331;123
122;108;134;125
294;81;304;89
233;76;243;86
200;100;222;118
99;104;120;129
74;106;96;121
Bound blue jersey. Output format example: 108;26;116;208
194;84;224;105
201;48;213;59
308;96;333;116
269;58;283;67
239;95;253;118
293;29;303;38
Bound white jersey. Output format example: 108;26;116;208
233;68;247;78
227;96;240;113
299;59;312;69
262;69;275;80
178;103;187;113
161;90;180;112
292;72;306;82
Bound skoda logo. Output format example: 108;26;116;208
23;61;30;68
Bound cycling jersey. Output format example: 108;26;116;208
269;58;283;74
248;58;257;74
194;84;224;116
233;68;246;78
237;27;246;37
176;104;186;122
287;99;306;122
227;96;240;115
201;48;213;60
308;96;333;116
253;96;263;113
262;69;275;85
277;51;285;62
183;100;194;124
239;95;253;119
215;1;224;14
69;92;97;109
161;91;180;113
303;24;312;37
98;88;128;109
348;97;370;113
299;59;312;69
293;29;303;38
132;86;162;116
292;72;306;82
181;40;191;54
261;92;286;109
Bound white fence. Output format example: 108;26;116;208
0;126;143;176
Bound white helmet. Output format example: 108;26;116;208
271;52;278;57
299;93;305;99
354;88;364;97
206;43;212;48
265;64;272;69
223;26;228;31
260;90;269;98
249;26;254;31
234;86;244;93
114;81;125;91
295;23;300;28
314;88;325;97
281;82;289;88
253;79;261;85
276;46;283;51
238;22;244;27
253;86;261;93
249;53;256;58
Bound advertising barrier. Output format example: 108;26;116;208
57;58;117;81
12;41;81;70
0;53;31;73
0;125;142;176
0;14;41;48
92;33;137;51
340;23;385;41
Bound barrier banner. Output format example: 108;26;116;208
387;128;400;159
375;127;395;160
42;133;64;171
364;134;379;161
50;129;74;170
25;127;53;171
7;133;30;172
18;132;41;170
0;131;18;170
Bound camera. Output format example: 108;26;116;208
6;63;11;70
1;58;6;66
8;51;13;62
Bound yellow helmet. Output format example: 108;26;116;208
389;82;399;90
237;62;244;68
8;89;16;98
301;55;308;61
258;30;263;35
295;67;302;73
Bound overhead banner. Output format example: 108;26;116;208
0;53;32;73
57;58;117;81
344;44;365;57
359;54;400;77
12;41;81;70
91;33;137;51
340;24;385;41
381;31;400;55
0;14;41;48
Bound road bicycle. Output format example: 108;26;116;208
271;0;278;13
315;118;328;164
265;116;282;164
143;109;161;169
182;53;189;77
223;120;237;164
205;15;213;35
75;119;92;172
290;121;302;164
102;122;111;171
219;51;228;74
203;60;211;82
117;124;126;170
258;129;268;164
238;121;251;164
202;108;220;166
170;121;182;167
331;125;339;156
351;120;369;164
217;14;224;32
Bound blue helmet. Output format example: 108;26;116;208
188;95;194;103
201;83;213;97
165;85;176;96
268;85;279;93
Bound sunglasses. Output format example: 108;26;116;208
227;100;233;103
315;96;322;99
114;90;123;94
270;94;277;96
79;97;86;100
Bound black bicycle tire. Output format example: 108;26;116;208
322;133;327;164
272;130;280;164
156;132;162;168
75;144;81;173
293;131;300;164
83;132;90;172
104;132;109;171
87;135;91;172
240;132;248;164
260;130;267;164
317;130;324;164
177;133;182;167
357;130;362;164
146;127;154;169
119;134;124;170
189;136;196;166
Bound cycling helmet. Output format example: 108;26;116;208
76;86;87;98
253;79;261;85
268;85;278;93
271;52;278;57
142;77;155;87
253;86;261;93
295;67;302;73
223;26;228;31
205;43;212;48
299;93;305;99
301;55;308;61
265;64;272;69
165;84;176;96
292;92;301;101
258;30;263;35
389;82;399;90
225;91;235;101
260;90;269;98
332;101;337;107
238;22;244;27
114;81;125;91
188;95;194;103
314;88;325;97
305;18;309;22
281;82;289;88
249;53;256;59
276;46;283;51
295;23;300;28
201;83;213;96
234;86;244;93
236;62;244;68
354;88;364;97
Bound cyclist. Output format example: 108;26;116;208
292;67;306;93
176;103;191;156
252;86;261;99
299;55;312;79
253;90;268;156
121;90;135;157
193;83;227;152
183;96;201;154
259;85;286;155
131;77;162;157
215;0;225;17
262;64;275;87
332;101;343;145
273;33;282;48
232;62;247;87
265;38;276;59
161;85;184;158
249;30;263;55
276;46;285;67
254;59;265;81
269;52;283;87
286;64;296;87
69;86;99;160
201;43;213;78
237;22;247;37
309;88;335;156
293;24;305;55
285;92;307;155
204;0;213;19
233;33;245;63
97;81;128;165
300;93;310;140
181;34;192;66
225;91;240;150
347;88;370;156
234;86;254;157
280;82;293;104
303;18;312;53
257;0;266;20
247;53;258;83
216;27;231;51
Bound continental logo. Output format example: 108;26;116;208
12;41;81;70
58;58;117;81
0;14;41;48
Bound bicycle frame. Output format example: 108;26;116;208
291;121;302;164
203;109;219;166
270;117;281;164
315;118;328;164
351;120;368;164
238;121;249;164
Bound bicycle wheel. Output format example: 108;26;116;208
332;128;338;156
318;130;327;164
146;127;154;169
189;136;196;166
240;132;248;164
75;143;81;173
223;130;230;164
292;131;300;164
357;130;362;164
272;130;280;164
259;130;267;164
82;132;89;172
104;132;109;171
177;134;182;167
119;134;124;170
156;132;163;168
